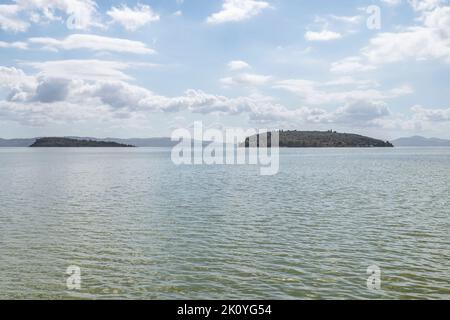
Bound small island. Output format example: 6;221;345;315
30;137;135;147
243;131;393;148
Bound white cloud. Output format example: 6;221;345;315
411;105;450;121
376;104;450;133
107;4;159;31
0;66;32;88
0;66;424;131
305;30;342;41
26;0;101;29
0;40;28;49
207;0;270;24
22;59;133;81
274;79;412;105
362;3;450;64
363;27;450;64
334;100;391;123
330;15;362;24
221;73;271;86
28;34;155;54
0;0;101;32
324;76;379;89
422;4;450;29
408;0;443;11
228;60;251;71
330;56;377;73
0;99;112;127
0;66;37;102
307;12;363;42
0;4;29;32
381;0;402;6
249;99;393;126
0;66;312;127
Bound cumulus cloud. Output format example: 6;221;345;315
0;67;319;127
0;65;433;132
107;4;159;31
0;66;252;118
334;101;391;123
362;27;450;64
28;34;155;54
0;66;37;101
376;103;450;133
0;4;29;32
207;0;270;24
32;78;71;103
411;105;450;121
362;3;450;64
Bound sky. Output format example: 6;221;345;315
0;0;449;140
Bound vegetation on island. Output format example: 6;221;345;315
243;130;394;148
29;137;135;147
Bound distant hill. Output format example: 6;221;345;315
392;136;450;147
30;137;135;147
0;138;36;147
104;138;182;147
243;131;393;148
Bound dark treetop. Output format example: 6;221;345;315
243;131;394;148
30;137;135;147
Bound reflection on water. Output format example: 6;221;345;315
0;147;449;299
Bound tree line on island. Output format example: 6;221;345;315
243;130;393;148
30;137;135;147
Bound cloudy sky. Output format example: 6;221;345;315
0;0;449;139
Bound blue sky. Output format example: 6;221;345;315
0;0;449;139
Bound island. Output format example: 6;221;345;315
29;137;135;147
243;130;393;148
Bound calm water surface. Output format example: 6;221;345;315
0;147;449;299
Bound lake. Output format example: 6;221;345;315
0;147;449;299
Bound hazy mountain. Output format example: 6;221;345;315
102;138;180;147
0;138;36;147
392;136;450;147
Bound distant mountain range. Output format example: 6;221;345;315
392;136;450;147
2;134;449;148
